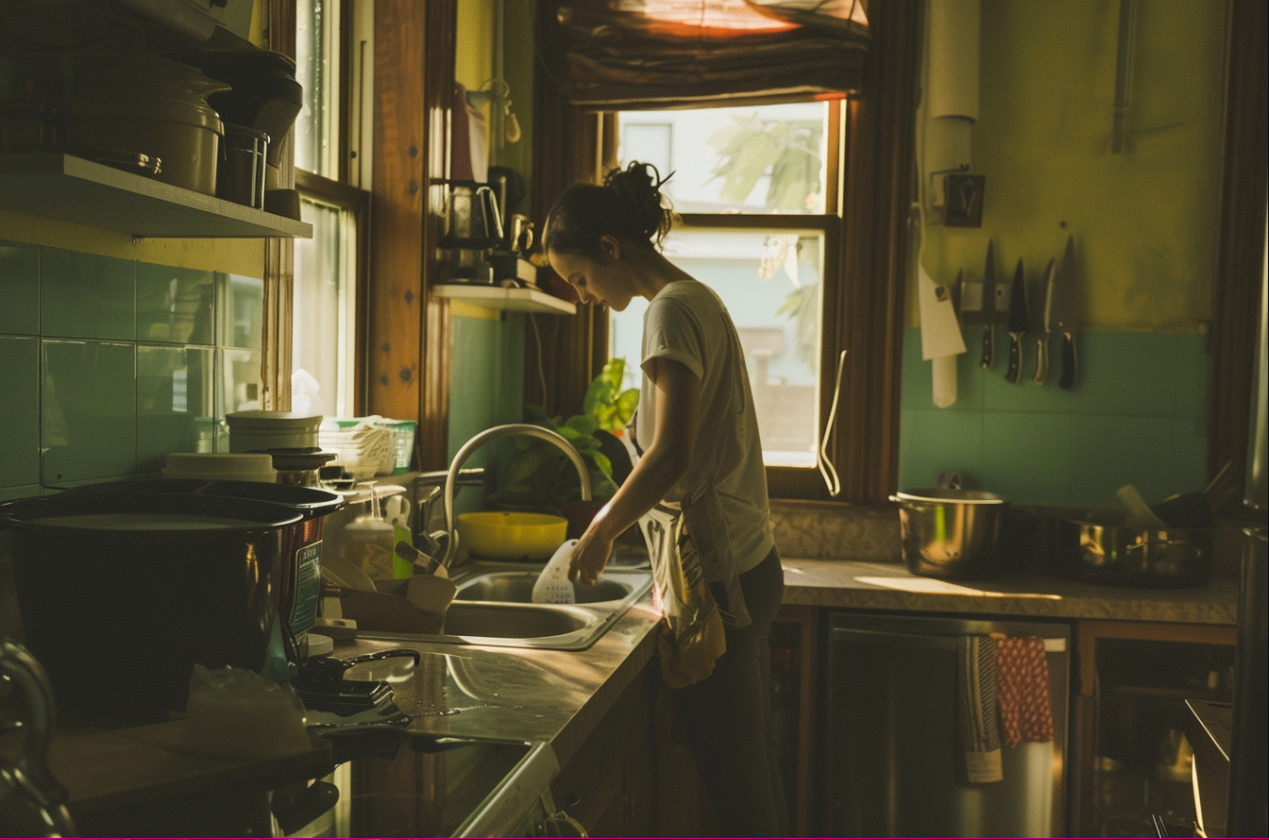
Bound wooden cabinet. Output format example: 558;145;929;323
549;664;656;837
1071;620;1237;837
772;604;819;836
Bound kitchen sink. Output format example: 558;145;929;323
455;570;637;605
357;558;653;651
443;601;597;638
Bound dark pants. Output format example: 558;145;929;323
675;546;789;837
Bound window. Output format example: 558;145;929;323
610;101;842;473
290;0;371;417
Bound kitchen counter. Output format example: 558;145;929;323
330;556;1236;778
28;555;1237;836
779;557;1239;625
331;595;663;771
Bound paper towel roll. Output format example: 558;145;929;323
933;354;958;408
928;0;981;121
919;265;968;360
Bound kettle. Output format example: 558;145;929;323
0;639;75;838
440;181;504;248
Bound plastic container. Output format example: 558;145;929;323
340;488;397;581
456;512;568;561
227;410;322;452
163;452;277;483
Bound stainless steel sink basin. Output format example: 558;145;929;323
443;601;597;638
357;558;653;650
455;571;634;605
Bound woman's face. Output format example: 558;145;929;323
548;237;635;311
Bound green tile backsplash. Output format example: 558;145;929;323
40;247;136;341
899;327;1210;507
0;242;39;335
0;241;262;497
42;340;137;484
0;336;40;487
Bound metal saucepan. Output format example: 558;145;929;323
891;489;1009;579
1048;517;1214;587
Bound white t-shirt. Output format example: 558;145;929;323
636;279;774;579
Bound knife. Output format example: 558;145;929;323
1051;235;1079;389
979;240;999;369
1005;258;1028;384
1033;257;1056;385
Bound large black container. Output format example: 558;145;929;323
1;492;303;726
61;479;343;639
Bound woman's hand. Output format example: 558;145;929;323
569;521;614;586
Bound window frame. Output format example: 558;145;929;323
606;98;854;500
261;0;372;417
539;0;921;504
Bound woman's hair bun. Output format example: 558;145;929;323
605;162;675;248
544;161;676;258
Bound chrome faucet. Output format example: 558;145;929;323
431;423;592;569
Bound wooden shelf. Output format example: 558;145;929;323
433;283;577;314
0;153;312;239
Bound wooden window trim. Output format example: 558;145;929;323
534;0;921;503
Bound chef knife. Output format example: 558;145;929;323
1050;234;1079;389
1033;257;1057;385
1005;258;1028;384
979;240;999;369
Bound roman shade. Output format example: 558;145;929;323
542;0;870;109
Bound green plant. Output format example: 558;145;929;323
488;359;639;514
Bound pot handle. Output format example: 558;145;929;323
0;640;69;809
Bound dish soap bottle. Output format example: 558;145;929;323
342;485;396;581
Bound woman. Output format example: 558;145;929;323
544;162;788;837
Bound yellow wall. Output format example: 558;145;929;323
456;0;496;93
919;0;1228;332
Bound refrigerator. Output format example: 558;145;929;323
823;613;1070;837
1227;214;1268;838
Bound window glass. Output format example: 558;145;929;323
619;102;828;214
293;198;356;417
295;0;340;178
609;228;824;468
613;103;831;468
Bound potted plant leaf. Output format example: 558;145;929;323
488;359;639;534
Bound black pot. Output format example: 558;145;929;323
60;479;343;638
1;492;304;726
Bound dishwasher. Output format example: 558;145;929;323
823;613;1070;838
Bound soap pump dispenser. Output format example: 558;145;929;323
342;484;396;581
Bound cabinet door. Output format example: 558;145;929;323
1072;621;1236;837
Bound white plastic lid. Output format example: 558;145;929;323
163;452;278;482
226;411;323;431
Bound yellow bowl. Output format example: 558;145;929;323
456;511;568;560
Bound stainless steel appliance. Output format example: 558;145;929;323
824;613;1070;837
1227;213;1268;838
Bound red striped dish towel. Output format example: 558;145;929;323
994;635;1055;748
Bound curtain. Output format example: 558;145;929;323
542;0;870;109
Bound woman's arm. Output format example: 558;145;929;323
569;356;701;584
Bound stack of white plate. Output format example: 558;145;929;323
318;417;396;478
